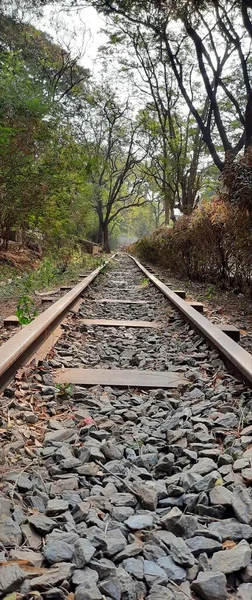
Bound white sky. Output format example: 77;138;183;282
32;3;107;70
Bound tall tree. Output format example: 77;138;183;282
78;83;149;251
89;0;252;170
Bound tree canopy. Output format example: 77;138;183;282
0;0;251;253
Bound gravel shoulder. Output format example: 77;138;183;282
142;261;252;354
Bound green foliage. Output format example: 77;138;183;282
0;14;95;254
140;277;149;287
16;295;38;325
205;285;215;300
0;252;100;300
55;382;74;397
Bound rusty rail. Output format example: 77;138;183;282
0;255;115;392
0;251;251;392
129;254;252;386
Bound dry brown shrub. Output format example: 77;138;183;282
130;199;252;290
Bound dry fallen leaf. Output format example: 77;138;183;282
3;593;17;600
222;540;236;550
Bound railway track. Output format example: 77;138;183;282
0;253;252;600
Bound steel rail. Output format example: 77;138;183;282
129;254;252;386
0;255;116;392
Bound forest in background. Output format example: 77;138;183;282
0;1;252;288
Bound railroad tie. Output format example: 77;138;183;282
79;319;161;328
53;368;187;388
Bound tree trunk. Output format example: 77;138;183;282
103;222;110;253
245;91;252;149
97;222;103;245
164;194;170;225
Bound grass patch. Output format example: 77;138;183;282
0;252;102;300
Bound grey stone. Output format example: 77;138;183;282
159;496;184;509
215;413;238;428
169;537;195;567
0;563;26;593
0;517;22;547
72;501;90;523
208;519;252;541
30;563;73;589
209;486;233;505
116;565;145;600
193;471;221;493
115;542;144;562
160;507;182;532
180;472;202;491
211;540;251;574
196;504;224;519
241;565;252;583
233;459;249;471
125;514;154;530
242;467;252;481
16;473;33;492
101;442;123;460
50;477;79;496
111;506;135;522
237;583;252;600
77;462;101;476
44;428;75;445
236;583;252;600
111;493;137;507
185;536;222;556
218;454;233;466
44;588;66;600
123;557;144;580
193;529;222;542
0;498;12;518
82;526;105;548
232;487;252;524
155;454;174;473
191;571;227;600
144;560;168;586
157;556;186;583
23;410;38;424
46;499;69;515
99;577;121;600
46;530;79;546
61;457;81;470
9;549;43;567
147;584;174;600
181;516;200;539
89;558;116;579
143;544;167;562
190;458;217;475
61;491;82;507
72;567;99;586
75;582;102;600
129;480;158;511
189;387;204;399
74;539;96;567
28;514;56;535
43;541;74;564
21;523;42;551
104;528;127;557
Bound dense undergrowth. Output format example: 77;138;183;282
128;199;252;293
